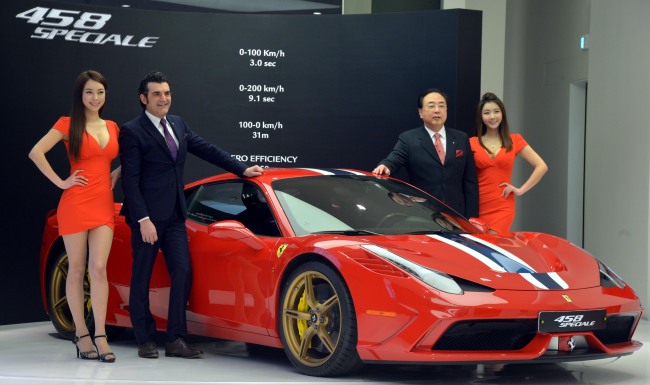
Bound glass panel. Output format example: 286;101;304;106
271;175;474;236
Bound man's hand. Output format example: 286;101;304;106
243;165;265;177
372;164;391;176
140;218;158;245
110;166;121;190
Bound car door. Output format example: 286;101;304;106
184;181;281;336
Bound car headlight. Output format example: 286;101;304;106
597;259;626;289
361;245;463;294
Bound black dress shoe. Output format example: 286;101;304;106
165;338;204;358
138;341;159;358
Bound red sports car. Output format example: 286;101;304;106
39;168;643;376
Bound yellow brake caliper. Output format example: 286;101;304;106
297;289;308;339
85;270;93;313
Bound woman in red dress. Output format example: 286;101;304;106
469;93;547;233
29;70;119;362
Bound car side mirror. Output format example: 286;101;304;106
207;220;265;251
468;217;489;234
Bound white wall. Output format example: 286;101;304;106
585;0;650;314
447;0;590;239
501;0;649;311
444;0;506;97
502;0;591;236
343;0;371;14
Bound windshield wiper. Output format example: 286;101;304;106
311;229;381;236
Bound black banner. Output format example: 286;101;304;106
6;0;480;179
1;0;480;324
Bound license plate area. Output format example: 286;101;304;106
538;309;606;332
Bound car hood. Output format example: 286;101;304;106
357;232;600;291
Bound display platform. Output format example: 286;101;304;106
0;320;648;384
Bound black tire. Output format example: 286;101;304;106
45;249;124;340
279;261;363;377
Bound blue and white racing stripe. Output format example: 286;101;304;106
520;272;568;290
301;168;366;176
428;233;568;290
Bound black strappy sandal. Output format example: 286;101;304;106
93;335;116;363
72;334;98;360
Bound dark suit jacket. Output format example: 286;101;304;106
380;126;479;217
119;112;248;224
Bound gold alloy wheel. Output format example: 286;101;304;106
47;252;92;338
282;270;341;368
279;261;362;376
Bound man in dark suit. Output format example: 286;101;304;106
119;71;264;359
373;88;479;218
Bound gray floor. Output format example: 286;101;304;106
0;320;648;384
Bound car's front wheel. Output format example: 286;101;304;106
279;261;362;377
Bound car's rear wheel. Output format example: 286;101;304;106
46;250;93;340
279;261;362;377
45;249;124;340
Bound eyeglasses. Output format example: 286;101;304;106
424;103;447;110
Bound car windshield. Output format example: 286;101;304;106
271;175;477;236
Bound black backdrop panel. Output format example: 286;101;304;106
1;0;480;324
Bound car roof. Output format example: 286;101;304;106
185;167;375;189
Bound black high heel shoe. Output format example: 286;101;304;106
93;335;116;363
72;334;98;360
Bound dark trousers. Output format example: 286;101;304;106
128;207;191;344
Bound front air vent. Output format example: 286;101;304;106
433;320;537;351
593;315;636;345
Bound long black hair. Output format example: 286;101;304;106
475;92;512;153
69;70;107;160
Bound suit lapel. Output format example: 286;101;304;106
139;113;177;161
420;127;450;166
445;130;458;164
418;126;443;165
167;116;185;161
166;117;183;146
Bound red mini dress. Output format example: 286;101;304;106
53;117;119;235
470;133;527;233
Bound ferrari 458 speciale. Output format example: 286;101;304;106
39;168;643;376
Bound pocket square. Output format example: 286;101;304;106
456;149;464;157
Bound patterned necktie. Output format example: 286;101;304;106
161;118;178;160
434;132;445;165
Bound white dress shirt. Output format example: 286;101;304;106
144;110;178;147
425;125;446;149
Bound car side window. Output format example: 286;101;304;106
187;181;281;237
187;182;244;225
